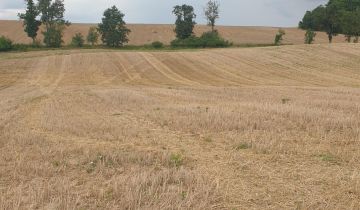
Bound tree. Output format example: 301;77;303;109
204;0;220;32
274;29;286;45
18;0;41;44
341;9;360;42
98;6;131;47
71;33;85;47
173;5;196;39
87;27;99;46
305;29;317;44
37;0;70;47
42;24;65;47
323;3;342;43
299;0;360;43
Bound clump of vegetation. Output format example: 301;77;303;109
87;27;99;46
0;36;13;51
282;98;291;104
171;2;230;48
171;31;231;48
305;29;317;44
98;6;131;47
71;33;85;47
169;153;183;168
235;143;251;150
274;29;286;45
151;41;164;49
204;136;213;142
319;153;338;163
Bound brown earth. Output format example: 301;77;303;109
0;44;360;209
0;20;347;45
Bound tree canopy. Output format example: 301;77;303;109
299;0;360;42
173;5;196;39
204;1;220;32
18;0;41;43
98;6;131;47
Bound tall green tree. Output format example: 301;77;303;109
341;9;360;42
299;0;360;43
18;0;41;43
98;6;131;47
204;0;220;32
37;0;69;47
173;5;196;39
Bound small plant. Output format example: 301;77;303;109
235;143;251;150
181;191;187;200
0;36;13;51
282;98;291;104
305;29;316;44
170;153;183;167
71;33;85;47
319;153;338;163
151;41;164;48
204;136;212;142
274;29;286;46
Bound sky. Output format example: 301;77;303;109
0;0;327;27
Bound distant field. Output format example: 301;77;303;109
0;20;347;45
0;44;359;209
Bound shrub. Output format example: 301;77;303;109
12;44;30;51
274;29;286;45
0;36;13;51
151;41;164;48
87;27;99;46
305;29;316;44
43;26;64;48
71;33;85;47
171;31;231;48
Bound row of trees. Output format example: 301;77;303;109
19;0;68;47
299;0;360;43
18;0;224;48
18;0;129;47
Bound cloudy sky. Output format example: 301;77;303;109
0;0;327;27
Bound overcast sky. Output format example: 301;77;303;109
0;0;327;27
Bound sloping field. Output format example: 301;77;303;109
0;20;346;45
0;44;360;209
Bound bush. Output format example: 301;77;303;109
151;41;164;48
274;29;286;45
171;31;231;48
71;33;85;47
0;36;13;51
305;29;316;44
43;26;64;48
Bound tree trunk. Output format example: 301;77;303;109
328;34;333;43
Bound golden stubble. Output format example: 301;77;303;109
0;44;359;209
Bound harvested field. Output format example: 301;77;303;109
0;20;347;45
0;44;360;209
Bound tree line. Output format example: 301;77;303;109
1;0;359;51
299;0;360;43
14;0;228;48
